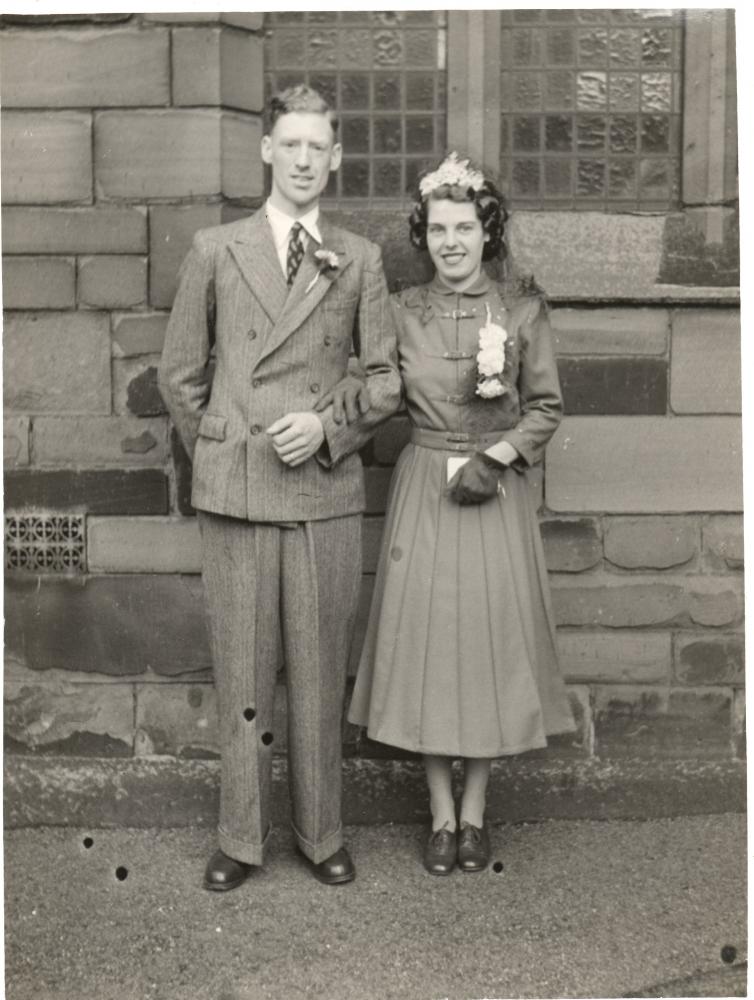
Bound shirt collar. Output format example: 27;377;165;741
265;199;322;249
428;270;493;297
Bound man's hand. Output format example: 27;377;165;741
266;412;325;468
314;380;371;424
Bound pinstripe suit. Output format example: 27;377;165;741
159;209;401;864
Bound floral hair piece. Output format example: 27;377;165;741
418;152;486;199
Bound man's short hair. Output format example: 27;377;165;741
268;84;339;138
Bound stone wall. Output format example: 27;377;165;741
1;13;744;822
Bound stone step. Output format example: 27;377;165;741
5;754;746;830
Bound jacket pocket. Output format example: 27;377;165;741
198;413;227;441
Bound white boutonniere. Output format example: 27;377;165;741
306;248;341;294
475;303;508;399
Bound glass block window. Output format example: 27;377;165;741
500;9;682;210
264;11;448;203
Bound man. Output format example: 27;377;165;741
159;84;400;891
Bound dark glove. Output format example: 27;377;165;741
314;378;371;424
447;451;508;505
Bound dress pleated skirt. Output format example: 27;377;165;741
348;441;576;757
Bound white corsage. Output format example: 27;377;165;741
475;303;508;399
306;248;341;294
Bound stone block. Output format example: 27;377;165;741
674;634;745;687
702;515;744;571
551;575;742;629
88;517;202;573
3;312;110;415
113;358;166;417
1;111;92;204
348;577;375;675
670;310;741;414
364;467;393;514
362;518;385;574
149;204;225;308
95;110;221;198
32;416;168;467
550;308;669;356
5;469;169;515
557;631;671;683
4;416;30;468
1;13;132;24
112;313;169;357
170;428;195;515
135;683;219;758
1;207;147;254
78;255;147;309
546;417;743;513
221;29;264;112
172;27;221;105
540;517;601;572
373;416;411;466
2;256;76;309
4;677;133;756
0;29;169;107
221;112;264;199
5;574;211;677
604;516;699;570
558;358;667;415
593;685;733;758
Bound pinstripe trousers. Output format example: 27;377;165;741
198;511;362;865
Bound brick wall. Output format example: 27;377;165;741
1;14;744;811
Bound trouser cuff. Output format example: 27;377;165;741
217;824;272;866
292;821;343;865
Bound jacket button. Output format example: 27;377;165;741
323;336;332;346
310;383;320;393
252;378;262;388
250;424;262;435
249;330;257;340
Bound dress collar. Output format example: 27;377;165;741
428;271;493;297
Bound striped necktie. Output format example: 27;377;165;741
286;222;305;286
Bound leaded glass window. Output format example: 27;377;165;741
264;10;448;203
500;9;683;210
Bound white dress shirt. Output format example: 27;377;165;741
264;199;322;278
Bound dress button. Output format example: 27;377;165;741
323;336;332;346
310;383;320;393
250;424;261;435
249;330;257;340
252;378;262;388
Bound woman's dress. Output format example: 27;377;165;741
348;272;575;757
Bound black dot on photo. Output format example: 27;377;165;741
492;861;504;873
261;732;273;746
115;867;129;882
721;945;737;964
243;708;256;722
83;837;94;849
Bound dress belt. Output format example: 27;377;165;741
410;427;505;453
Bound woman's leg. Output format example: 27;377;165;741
423;755;456;831
459;758;492;828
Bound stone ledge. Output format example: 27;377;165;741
4;755;746;828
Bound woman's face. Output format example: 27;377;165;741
426;198;488;291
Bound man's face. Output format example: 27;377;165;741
261;111;342;216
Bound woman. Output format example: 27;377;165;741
334;153;575;875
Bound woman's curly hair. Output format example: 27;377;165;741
408;159;509;263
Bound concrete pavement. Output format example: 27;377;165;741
4;815;747;1000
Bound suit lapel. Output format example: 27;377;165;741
255;215;354;366
228;212;288;324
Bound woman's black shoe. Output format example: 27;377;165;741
457;823;490;872
423;827;457;876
